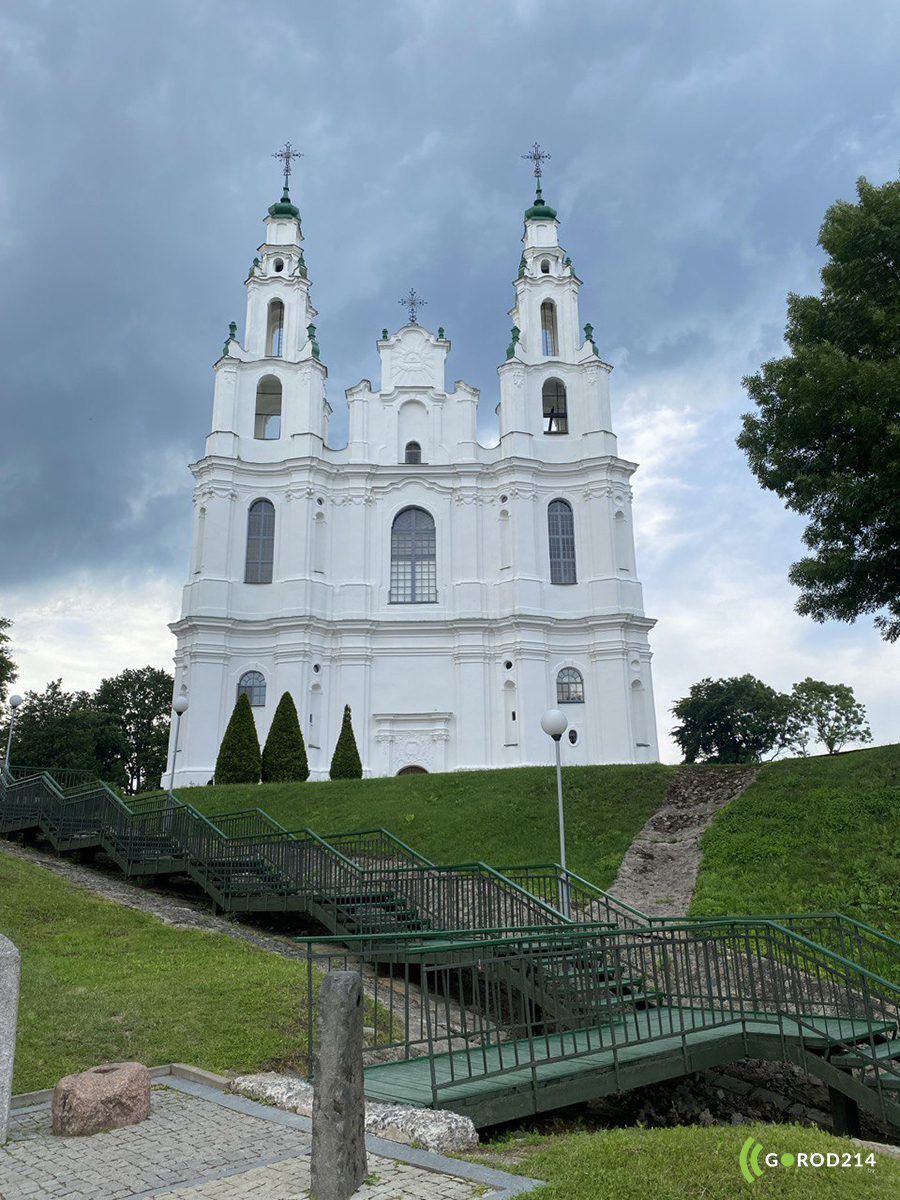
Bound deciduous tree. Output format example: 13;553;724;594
94;666;174;794
671;675;805;764
739;175;900;640
791;678;873;754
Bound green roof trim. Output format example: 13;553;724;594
524;184;557;221
268;185;300;219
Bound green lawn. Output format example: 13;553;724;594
481;1124;900;1198
691;744;900;935
0;853;315;1093
174;763;675;889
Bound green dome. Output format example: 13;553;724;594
268;186;300;219
524;185;557;221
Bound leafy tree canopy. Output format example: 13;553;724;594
0;617;16;707
671;675;805;764
791;677;872;755
9;679;127;786
739;175;900;640
94;666;173;794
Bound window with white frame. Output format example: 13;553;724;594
244;499;275;584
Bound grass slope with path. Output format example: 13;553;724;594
691;743;900;935
479;1123;900;1198
1;852;315;1093
175;763;675;888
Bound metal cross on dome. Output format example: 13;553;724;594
272;142;304;189
522;142;551;180
399;287;427;326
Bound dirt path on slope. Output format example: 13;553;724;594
609;765;758;919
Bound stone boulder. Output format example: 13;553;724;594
52;1062;151;1136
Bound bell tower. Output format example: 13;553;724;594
206;143;330;461
497;144;616;462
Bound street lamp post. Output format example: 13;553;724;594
541;707;570;918
4;694;23;773
168;695;189;795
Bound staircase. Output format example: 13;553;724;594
6;763;900;1136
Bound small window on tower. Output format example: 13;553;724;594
540;300;558;356
542;379;568;435
266;300;285;357
541;259;551;274
404;441;422;464
273;258;284;273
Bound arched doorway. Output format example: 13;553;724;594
397;765;428;776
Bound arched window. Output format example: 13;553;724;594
548;499;576;584
540;300;558;356
390;506;437;603
237;670;266;706
542;379;568;434
404;441;422;464
244;499;275;584
557;667;584;704
540;259;551;274
254;375;282;439
266;300;284;356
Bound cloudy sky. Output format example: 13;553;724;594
1;0;897;761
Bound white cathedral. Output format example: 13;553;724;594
166;155;659;784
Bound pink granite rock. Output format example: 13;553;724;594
52;1062;151;1136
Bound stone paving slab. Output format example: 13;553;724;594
0;1076;538;1199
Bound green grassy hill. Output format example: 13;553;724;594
175;763;675;888
1;854;314;1092
691;743;900;935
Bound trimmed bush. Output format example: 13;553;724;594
329;703;362;780
215;693;261;784
262;692;309;783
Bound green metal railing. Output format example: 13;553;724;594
304;920;900;1127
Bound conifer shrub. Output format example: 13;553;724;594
262;691;309;783
329;703;363;780
215;693;261;784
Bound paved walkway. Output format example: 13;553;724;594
1;1077;537;1199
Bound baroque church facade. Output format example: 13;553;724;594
166;165;659;783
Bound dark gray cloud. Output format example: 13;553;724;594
1;0;898;752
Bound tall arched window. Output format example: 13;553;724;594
404;441;422;464
548;499;576;584
244;499;275;584
254;375;282;439
266;300;284;356
542;379;568;434
390;507;437;603
237;670;266;706
557;667;584;704
540;300;558;356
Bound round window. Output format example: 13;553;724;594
500;494;508;503
504;660;513;671
568;729;579;745
313;663;321;673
